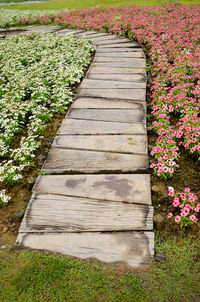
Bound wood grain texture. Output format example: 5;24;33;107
71;98;146;109
67;108;145;123
92;38;133;45
80;79;146;89
58;119;146;135
43;148;149;173
53;135;147;155
98;43;140;48
16;232;154;268
20;193;153;232
89;66;146;74
87;73;147;82
94;56;145;62
33;174;152;205
92;60;145;68
95;52;144;58
78;88;146;101
96;47;142;52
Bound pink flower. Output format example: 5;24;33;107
173;199;180;207
189;215;198;223
184;188;190;193
175;216;181;223
167;213;173;218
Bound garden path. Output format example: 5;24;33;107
3;26;155;268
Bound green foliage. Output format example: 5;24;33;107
1;0;200;11
0;236;199;302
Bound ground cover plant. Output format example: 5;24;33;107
20;5;200;180
0;9;61;27
0;33;94;204
2;0;200;11
0;235;199;302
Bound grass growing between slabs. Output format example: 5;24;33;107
1;0;200;11
0;235;199;302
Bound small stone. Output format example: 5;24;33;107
151;185;160;192
46;137;54;142
27;176;36;184
0;225;8;235
155;252;166;262
0;244;12;250
151;183;168;199
15;209;24;219
38;154;46;165
177;239;184;246
153;214;165;230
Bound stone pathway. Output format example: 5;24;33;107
3;26;155;268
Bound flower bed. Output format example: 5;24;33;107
0;9;62;28
0;33;94;204
20;5;200;180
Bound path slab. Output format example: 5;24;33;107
89;66;146;74
43;148;148;173
33;174;151;205
57;29;84;35
95;52;145;58
67;108;145;123
20;193;153;232
78;88;146;101
98;42;140;48
80;79;146;89
71;97;146;108
87;73;147;82
16;232;154;268
92;60;145;68
75;32;110;38
58;119;146;135
94;57;145;63
53;134;147;154
96;47;142;52
92;38;132;45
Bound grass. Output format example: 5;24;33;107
1;0;200;11
0;235;200;302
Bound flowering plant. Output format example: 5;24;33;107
0;32;95;204
19;5;200;179
167;187;199;228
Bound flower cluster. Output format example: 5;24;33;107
0;190;11;205
0;32;95;204
167;187;199;228
0;9;62;28
20;5;200;179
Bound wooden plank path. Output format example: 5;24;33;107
9;26;155;268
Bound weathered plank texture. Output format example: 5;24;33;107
80;79;146;89
67;108;145;123
92;61;146;67
58;119;146;135
98;42;140;48
89;66;146;74
33;174;152;205
87;73;147;82
43;148;149;173
95;52;145;58
53;135;147;154
16;232;154;268
78;88;146;101
71;97;145;108
20;193;153;232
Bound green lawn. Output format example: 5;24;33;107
1;0;200;11
0;235;200;302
